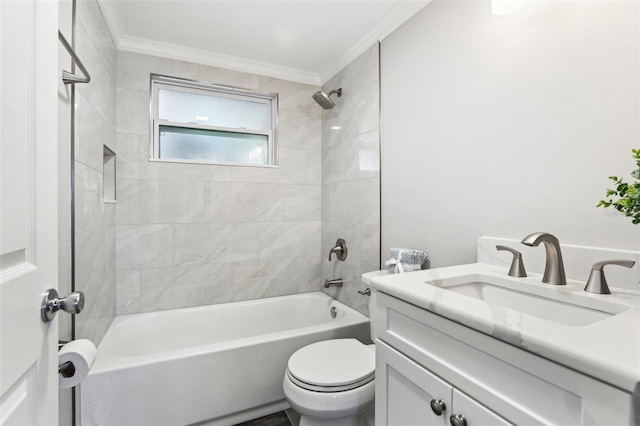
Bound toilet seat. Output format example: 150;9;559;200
287;339;375;393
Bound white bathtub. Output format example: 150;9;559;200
80;292;370;426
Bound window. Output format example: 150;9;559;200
150;75;278;166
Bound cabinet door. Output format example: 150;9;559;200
451;389;512;426
377;341;451;426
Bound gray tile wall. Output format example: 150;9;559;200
114;51;323;314
74;4;379;323
74;0;117;344
320;44;381;315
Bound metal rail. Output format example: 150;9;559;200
58;30;91;85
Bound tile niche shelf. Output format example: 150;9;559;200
103;145;116;203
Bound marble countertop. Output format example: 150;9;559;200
365;263;640;393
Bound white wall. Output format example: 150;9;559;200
381;1;640;269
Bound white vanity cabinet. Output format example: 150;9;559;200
374;291;635;426
452;388;512;426
379;339;511;426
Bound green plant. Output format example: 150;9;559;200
597;149;640;224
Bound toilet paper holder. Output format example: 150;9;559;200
58;341;76;377
59;361;75;378
58;338;97;388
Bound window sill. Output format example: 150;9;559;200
147;157;279;168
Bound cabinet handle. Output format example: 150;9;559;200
450;414;467;426
430;399;446;416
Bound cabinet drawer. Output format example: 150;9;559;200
375;291;634;425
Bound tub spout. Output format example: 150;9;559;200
324;278;344;288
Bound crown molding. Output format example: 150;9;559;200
97;0;124;47
118;35;321;85
96;0;429;87
318;1;430;85
97;0;320;85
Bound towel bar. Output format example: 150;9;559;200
58;30;91;85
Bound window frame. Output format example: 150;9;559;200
149;74;279;167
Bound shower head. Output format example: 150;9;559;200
312;88;342;109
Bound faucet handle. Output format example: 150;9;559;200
584;259;636;294
328;238;348;261
496;245;527;278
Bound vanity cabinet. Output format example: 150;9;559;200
379;340;511;425
374;291;635;426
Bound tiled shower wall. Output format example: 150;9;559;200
114;52;323;314
74;2;381;322
321;44;381;315
74;0;117;344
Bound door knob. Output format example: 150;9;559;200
41;289;85;322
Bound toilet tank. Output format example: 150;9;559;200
362;270;388;342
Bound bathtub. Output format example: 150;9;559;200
80;292;370;426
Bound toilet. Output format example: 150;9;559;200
283;290;377;426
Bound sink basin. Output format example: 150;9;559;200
426;274;630;327
446;281;613;326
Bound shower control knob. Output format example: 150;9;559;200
430;399;446;416
41;289;85;322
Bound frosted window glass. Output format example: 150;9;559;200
159;126;268;165
158;89;269;130
151;75;277;166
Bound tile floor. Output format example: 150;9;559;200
235;405;374;426
235;409;300;426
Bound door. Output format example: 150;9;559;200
0;0;60;424
58;0;74;424
376;341;451;426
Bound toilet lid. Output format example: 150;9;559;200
287;339;375;392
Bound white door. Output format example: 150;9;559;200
0;0;60;424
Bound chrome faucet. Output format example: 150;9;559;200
328;238;348;261
521;232;566;285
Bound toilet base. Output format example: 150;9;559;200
299;414;357;426
298;402;373;426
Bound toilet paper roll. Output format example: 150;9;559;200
58;339;97;389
